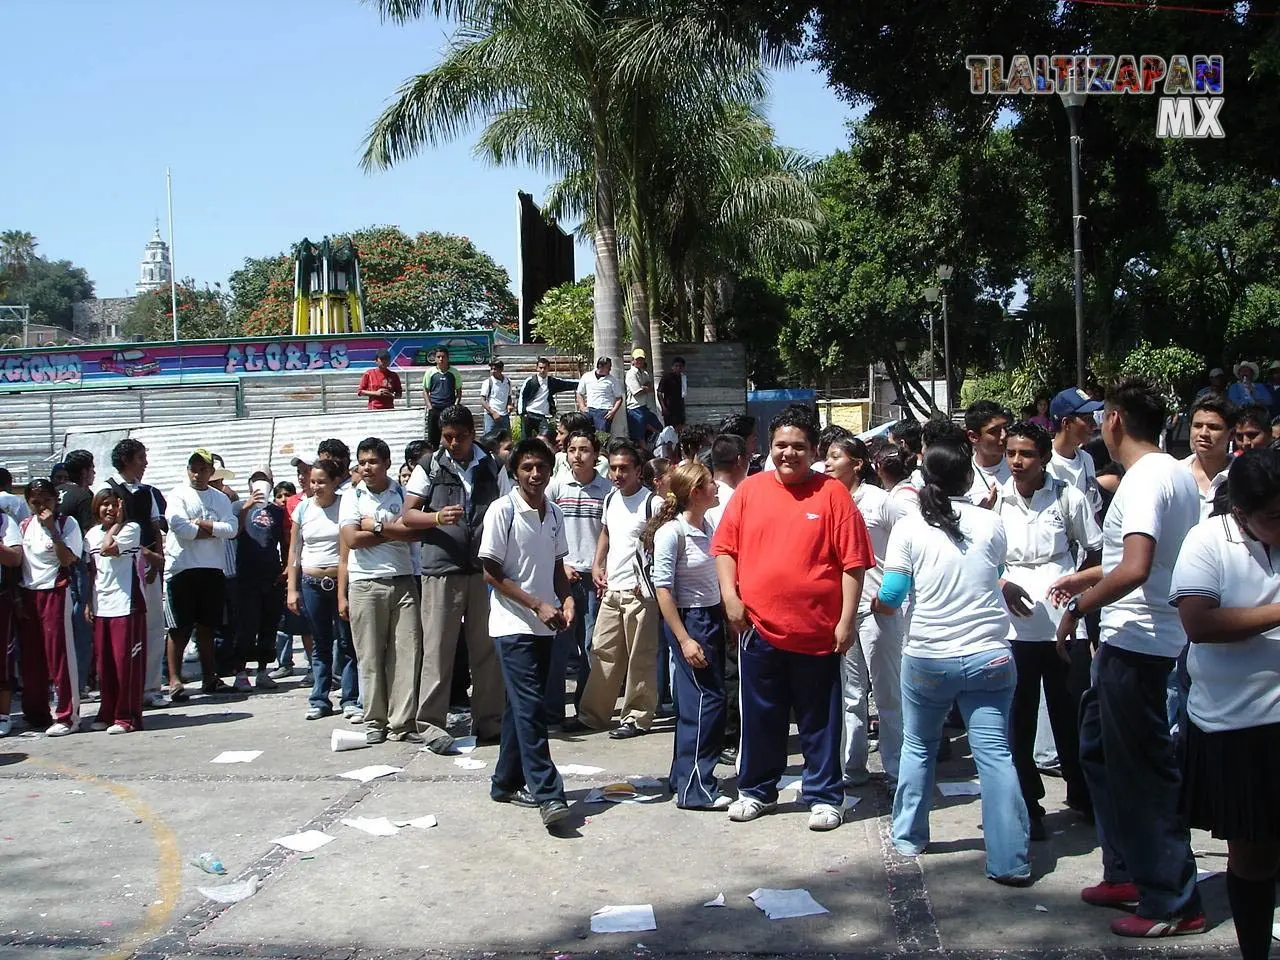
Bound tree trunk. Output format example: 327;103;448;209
592;163;622;375
702;277;717;343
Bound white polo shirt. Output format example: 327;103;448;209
852;481;905;612
1179;453;1229;522
21;514;84;590
966;457;1011;505
479;375;512;414
995;477;1102;642
1099;452;1200;657
1171;514;1280;732
651;515;720;608
577;371;620;410
479;489;568;637
338;480;413;581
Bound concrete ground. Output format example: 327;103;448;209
0;668;1240;960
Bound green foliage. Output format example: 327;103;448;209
228;227;517;336
532;277;596;360
122;281;236;342
0;231;94;330
1119;341;1205;409
960;370;1017;411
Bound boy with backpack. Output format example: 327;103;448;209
576;440;662;739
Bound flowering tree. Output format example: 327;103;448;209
229;226;517;336
122;280;235;342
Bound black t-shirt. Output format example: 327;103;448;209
658;371;685;420
236;502;286;580
56;482;94;536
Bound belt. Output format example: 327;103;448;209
302;574;337;591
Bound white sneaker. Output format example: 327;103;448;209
233;672;252;692
45;722;76;737
254;669;278;690
710;794;733;810
347;710;365;724
106;723;129;735
0;715;11;737
808;802;843;831
728;797;777;822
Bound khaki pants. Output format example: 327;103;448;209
417;572;505;741
578;590;659;730
348;576;421;734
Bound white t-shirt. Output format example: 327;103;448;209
852;481;904;611
1;513;22;565
577;372;620;410
21;514;84;590
602;486;660;590
966;457;1011;505
164;484;236;577
479;489;568;638
995;478;1102;642
1170;515;1280;732
1179;454;1229;523
523;375;552;416
704;479;738;530
291;497;342;569
85;522;141;617
654;425;679;460
1048;447;1101;515
884;500;1011;659
338;480;413;581
890;480;920;514
0;491;32;523
479;375;512;415
1099;452;1200;657
651;515;720;608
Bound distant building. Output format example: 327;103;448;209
70;225;173;344
137;222;172;294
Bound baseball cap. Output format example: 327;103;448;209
289;455;311;468
631;348;646;360
190;448;216;466
1049;387;1103;422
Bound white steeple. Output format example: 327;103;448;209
136;219;172;294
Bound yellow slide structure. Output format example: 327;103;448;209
292;237;366;336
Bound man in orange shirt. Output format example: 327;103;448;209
713;407;873;832
357;349;403;411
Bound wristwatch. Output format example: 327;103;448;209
1066;595;1085;619
372;519;384;537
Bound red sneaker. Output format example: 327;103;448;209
1110;913;1206;938
1081;880;1140;907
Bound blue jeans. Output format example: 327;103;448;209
1080;644;1200;920
894;650;1030;881
665;606;726;808
67;560;93;689
543;576;597;724
301;579;358;711
626;406;662;444
586;409;613;433
492;633;565;804
483;413;511;435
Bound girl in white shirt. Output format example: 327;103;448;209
1171;449;1280;960
17;478;84;736
84;490;144;734
876;442;1031;885
644;461;729;810
826;436;907;789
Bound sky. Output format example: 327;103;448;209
1;1;860;301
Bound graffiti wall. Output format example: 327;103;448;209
0;331;493;392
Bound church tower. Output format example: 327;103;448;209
136;221;172;294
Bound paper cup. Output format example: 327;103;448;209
331;729;368;752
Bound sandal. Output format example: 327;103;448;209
168;685;190;702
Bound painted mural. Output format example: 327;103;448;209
0;331;493;392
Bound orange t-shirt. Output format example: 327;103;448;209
711;470;873;655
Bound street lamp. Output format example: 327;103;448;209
923;286;940;411
936;265;953;411
1059;87;1087;387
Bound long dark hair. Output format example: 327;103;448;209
828;436;878;486
919;443;972;543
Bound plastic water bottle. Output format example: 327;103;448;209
192;852;226;875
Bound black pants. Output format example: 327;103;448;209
723;628;740;750
1080;644;1200;920
428;406;447;449
491;633;565;804
521;412;548;441
235;578;284;669
1010;642;1089;818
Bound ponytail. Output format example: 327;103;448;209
640;460;711;552
918;443;973;544
641;492;681;553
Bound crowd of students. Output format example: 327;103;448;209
1;362;1278;955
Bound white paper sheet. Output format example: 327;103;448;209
454;757;486;770
453;736;477;754
937;780;982;797
338;764;403;783
703;893;725;907
272;830;334;853
392;815;438;829
198;876;261;903
748;888;829;920
210;750;262;764
341;816;400;837
559;764;605;775
590;904;657;933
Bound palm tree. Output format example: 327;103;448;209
360;0;789;368
0;230;37;285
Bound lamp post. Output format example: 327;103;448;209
923;286;940;412
936;265;953;412
894;338;910;417
1059;87;1087;387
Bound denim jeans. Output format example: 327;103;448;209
893;649;1030;881
301;579;358;711
543;576;597;724
492;633;565;804
483;412;511;435
67;559;93;689
626;406;663;444
586;408;612;433
1079;643;1200;920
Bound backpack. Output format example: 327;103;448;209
604;489;659;598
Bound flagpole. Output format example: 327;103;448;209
166;167;179;341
